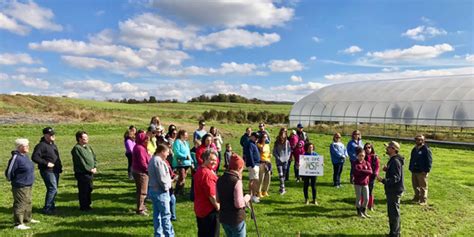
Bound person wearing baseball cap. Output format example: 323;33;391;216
32;127;63;215
377;141;404;237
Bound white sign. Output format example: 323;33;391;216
299;155;324;176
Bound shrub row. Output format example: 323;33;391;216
202;109;288;124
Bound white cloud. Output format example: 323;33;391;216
152;62;258;77
381;67;399;72
11;74;49;89
290;75;303;82
16;67;48;74
61;55;122;70
183;28;280;51
269;59;303;72
420;16;433;24
310;56;317;61
271;82;327;91
324;67;474;82
63;80;113;93
3;0;62;32
402;25;447;41
0;73;9;80
312;36;322;43
342;45;363;54
152;0;294;28
0;53;39;65
0;12;29;35
119;13;196;49
336;25;344;30
367;43;454;61
88;29;115;45
113;82;140;92
95;10;105;16
466;54;474;62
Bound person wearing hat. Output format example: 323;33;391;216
71;131;97;211
5;138;40;230
32;127;63;215
409;134;432;205
296;123;309;144
217;153;251;237
193;120;207;143
243;132;261;203
377;141;405;237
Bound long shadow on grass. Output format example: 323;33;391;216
57;191;135;205
34;229;136;237
56;219;149;229
267;205;356;219
31;205;134;217
284;181;335;188
300;234;385;237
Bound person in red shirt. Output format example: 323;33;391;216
193;149;220;237
352;147;372;218
364;143;380;211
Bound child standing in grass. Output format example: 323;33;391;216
352;147;373;218
301;143;319;205
293;140;305;182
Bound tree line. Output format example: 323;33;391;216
108;94;293;105
202;109;289;124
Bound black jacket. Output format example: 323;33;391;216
382;154;404;195
409;145;432;173
32;137;63;173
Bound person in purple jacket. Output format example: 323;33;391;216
352;147;373;218
132;131;151;216
124;125;136;180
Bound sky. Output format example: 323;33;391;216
0;0;473;102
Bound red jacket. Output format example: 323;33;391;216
352;159;373;185
292;140;305;164
132;132;151;173
365;154;380;180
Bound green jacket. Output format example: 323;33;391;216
71;144;97;174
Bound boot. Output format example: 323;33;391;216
357;207;365;218
361;208;371;218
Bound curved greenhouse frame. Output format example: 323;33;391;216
290;74;474;130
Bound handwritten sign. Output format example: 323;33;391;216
299;155;324;176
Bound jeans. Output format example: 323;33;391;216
196;210;219;237
149;189;175;237
332;163;344;186
285;159;291;181
40;169;59;212
222;221;246;237
276;161;288;192
170;191;176;220
386;193;402;237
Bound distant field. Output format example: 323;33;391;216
0;95;473;236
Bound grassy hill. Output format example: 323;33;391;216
0;95;473;236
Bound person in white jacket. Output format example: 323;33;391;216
148;144;175;237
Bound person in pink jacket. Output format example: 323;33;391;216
132;131;151;215
364;143;380;211
286;130;299;181
352;147;373;218
292;140;305;182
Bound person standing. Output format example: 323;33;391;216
409;134;432;205
172;130;192;196
257;133;272;198
71;131;97;211
287;130;299;181
193;120;207;143
148;144;175;237
273;128;291;195
217;153;251;237
364;143;380;210
296;123;310;144
210;126;224;174
352;147;372;218
194;150;220;237
196;134;218;172
239;127;252;154
124;125;136;180
243;132;261;203
301;143;319;205
5;138;40;230
329;133;347;188
377;141;404;237
347;130;363;182
147;126;158;156
256;123;271;144
32;127;62;215
132;131;151;216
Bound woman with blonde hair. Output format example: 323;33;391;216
257;133;272;197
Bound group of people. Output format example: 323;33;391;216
5;127;96;230
5;119;432;237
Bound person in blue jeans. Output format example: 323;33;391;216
330;133;347;188
31;127;62;215
148;144;175;237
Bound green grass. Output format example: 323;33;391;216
0;123;473;236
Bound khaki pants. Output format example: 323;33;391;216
258;162;271;193
412;172;428;202
133;172;149;213
12;186;32;225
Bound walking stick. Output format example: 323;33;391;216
249;200;261;237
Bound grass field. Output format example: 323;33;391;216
0;96;473;236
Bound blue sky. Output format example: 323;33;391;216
0;0;472;102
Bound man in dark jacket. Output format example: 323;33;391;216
377;141;404;237
243;132;260;203
32;127;62;215
409;134;432;205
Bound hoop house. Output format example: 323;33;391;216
289;74;474;129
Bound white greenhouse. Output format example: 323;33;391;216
289;74;474;142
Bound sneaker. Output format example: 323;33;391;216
419;201;428;206
262;192;270;197
335;185;340;189
256;192;263;198
30;219;40;224
305;199;310;205
14;224;31;230
251;196;260;203
280;190;286;195
137;211;149;216
312;200;319;206
296;178;300;183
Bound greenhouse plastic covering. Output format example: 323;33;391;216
289;74;474;128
